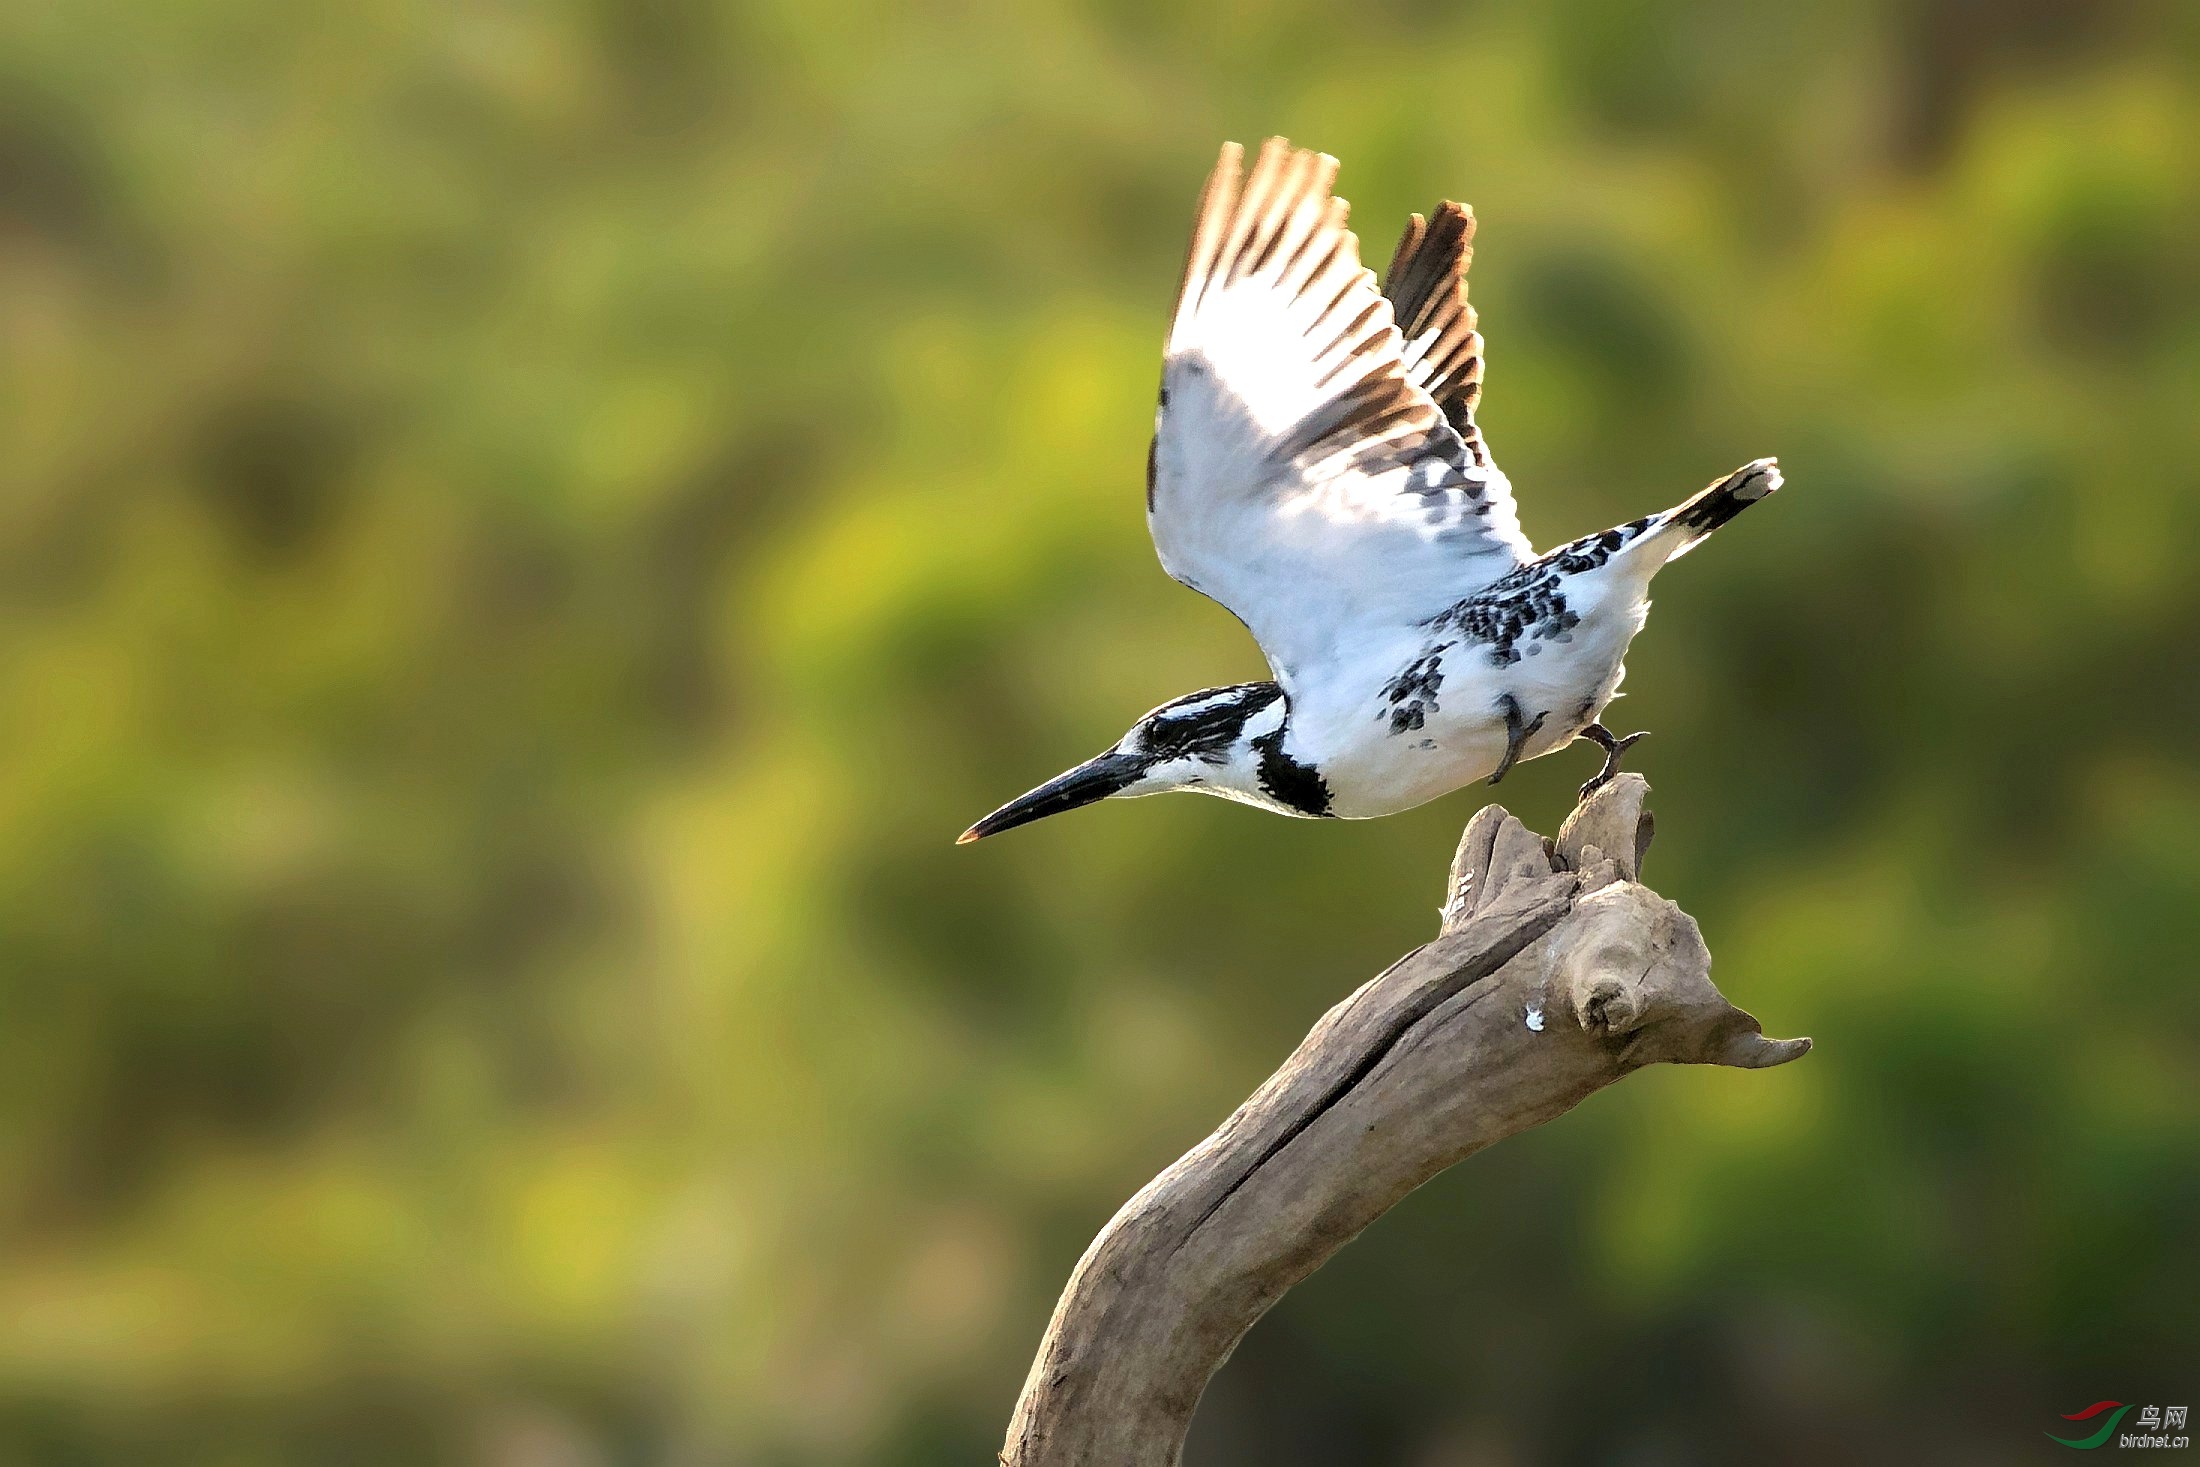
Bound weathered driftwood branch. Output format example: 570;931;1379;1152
1001;775;1808;1466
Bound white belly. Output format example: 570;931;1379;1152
1285;587;1647;819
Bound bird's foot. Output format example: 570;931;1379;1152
1488;694;1548;786
1577;722;1648;800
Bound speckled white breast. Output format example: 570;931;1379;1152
1282;563;1653;818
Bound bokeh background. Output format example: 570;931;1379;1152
3;0;2198;1462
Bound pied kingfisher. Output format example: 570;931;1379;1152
960;138;1781;843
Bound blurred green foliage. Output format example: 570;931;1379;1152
1;0;2196;1462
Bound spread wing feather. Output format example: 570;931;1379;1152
1385;203;1490;468
1147;139;1531;689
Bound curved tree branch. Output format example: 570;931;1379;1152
1001;775;1809;1466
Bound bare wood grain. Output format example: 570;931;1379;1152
1001;775;1808;1466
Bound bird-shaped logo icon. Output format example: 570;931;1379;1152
961;138;1782;843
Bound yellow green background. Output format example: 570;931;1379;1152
1;1;2195;1461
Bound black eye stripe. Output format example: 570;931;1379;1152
1137;683;1283;762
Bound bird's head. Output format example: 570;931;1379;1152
958;682;1289;843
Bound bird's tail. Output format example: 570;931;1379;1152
1652;457;1782;562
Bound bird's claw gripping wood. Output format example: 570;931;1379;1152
1487;693;1547;786
1578;722;1648;800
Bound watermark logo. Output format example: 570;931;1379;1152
2048;1401;2189;1450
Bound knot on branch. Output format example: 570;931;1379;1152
1442;773;1809;1073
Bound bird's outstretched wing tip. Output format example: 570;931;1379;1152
1213;136;1348;175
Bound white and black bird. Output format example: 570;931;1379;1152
960;138;1781;844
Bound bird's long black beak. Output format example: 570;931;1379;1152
958;750;1146;844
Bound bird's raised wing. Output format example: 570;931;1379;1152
1147;139;1531;689
1384;200;1502;476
